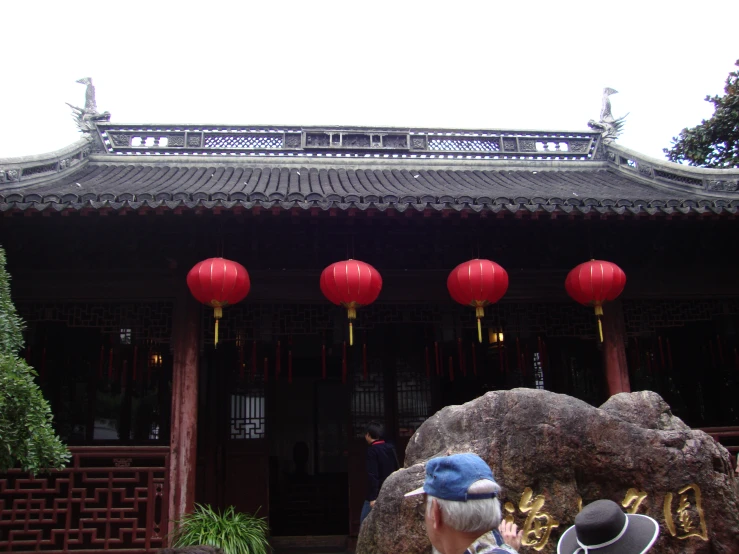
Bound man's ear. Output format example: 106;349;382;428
430;498;442;529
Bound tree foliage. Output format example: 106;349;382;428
0;246;70;473
664;60;739;168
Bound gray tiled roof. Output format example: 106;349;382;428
0;161;736;217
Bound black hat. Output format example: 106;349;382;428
557;499;659;554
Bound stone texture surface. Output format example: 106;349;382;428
356;389;739;554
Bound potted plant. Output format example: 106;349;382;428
171;504;270;554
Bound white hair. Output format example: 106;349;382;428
426;480;502;535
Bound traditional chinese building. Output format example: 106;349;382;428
1;86;738;553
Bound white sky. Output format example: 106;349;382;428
1;0;737;160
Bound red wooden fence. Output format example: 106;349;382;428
0;447;169;553
701;426;739;470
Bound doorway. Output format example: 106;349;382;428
197;339;350;537
269;378;349;536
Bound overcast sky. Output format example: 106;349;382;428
2;1;737;160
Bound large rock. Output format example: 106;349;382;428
357;389;738;554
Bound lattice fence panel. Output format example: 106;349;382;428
0;448;169;554
203;134;283;149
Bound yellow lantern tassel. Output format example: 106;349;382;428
475;306;485;343
347;306;357;347
214;306;223;348
594;304;604;343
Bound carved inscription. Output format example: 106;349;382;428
500;484;709;551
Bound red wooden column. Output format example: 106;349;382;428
168;289;201;537
602;299;630;395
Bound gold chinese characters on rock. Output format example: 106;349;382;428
663;484;708;541
504;488;559;551
499;484;708;551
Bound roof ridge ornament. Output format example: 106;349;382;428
65;78;111;135
588;87;628;145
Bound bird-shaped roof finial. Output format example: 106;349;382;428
66;77;111;134
588;87;628;145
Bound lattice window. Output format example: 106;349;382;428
533;352;545;389
428;137;500;152
0;448;168;553
230;377;266;440
203;134;283;149
396;359;431;438
623;299;739;336
209;299;739;346
18;302;173;343
351;358;384;439
208;302;603;345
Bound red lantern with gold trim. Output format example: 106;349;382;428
447;259;509;343
565;260;626;342
187;257;251;347
320;260;382;345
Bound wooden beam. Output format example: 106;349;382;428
602;300;630;396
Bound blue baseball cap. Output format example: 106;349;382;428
404;453;499;501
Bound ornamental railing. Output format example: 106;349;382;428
0;140;92;186
0;447;169;553
608;144;739;194
95;124;602;161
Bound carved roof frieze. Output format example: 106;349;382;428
93;123;603;162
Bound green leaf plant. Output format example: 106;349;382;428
170;504;270;554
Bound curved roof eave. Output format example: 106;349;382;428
1;124;737;217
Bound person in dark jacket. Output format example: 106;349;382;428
359;422;399;526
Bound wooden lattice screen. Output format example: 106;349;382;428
0;447;169;553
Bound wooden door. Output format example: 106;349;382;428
198;344;269;519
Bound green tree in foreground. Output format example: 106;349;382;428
0;246;69;473
664;59;739;168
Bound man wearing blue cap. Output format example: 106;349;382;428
405;453;522;554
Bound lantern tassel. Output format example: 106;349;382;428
594;305;604;343
347;306;356;346
475;306;485;343
214;306;223;348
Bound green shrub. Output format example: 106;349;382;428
171;504;270;554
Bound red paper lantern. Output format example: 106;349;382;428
320;260;382;345
447;259;509;342
187;257;251;347
565;260;626;342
